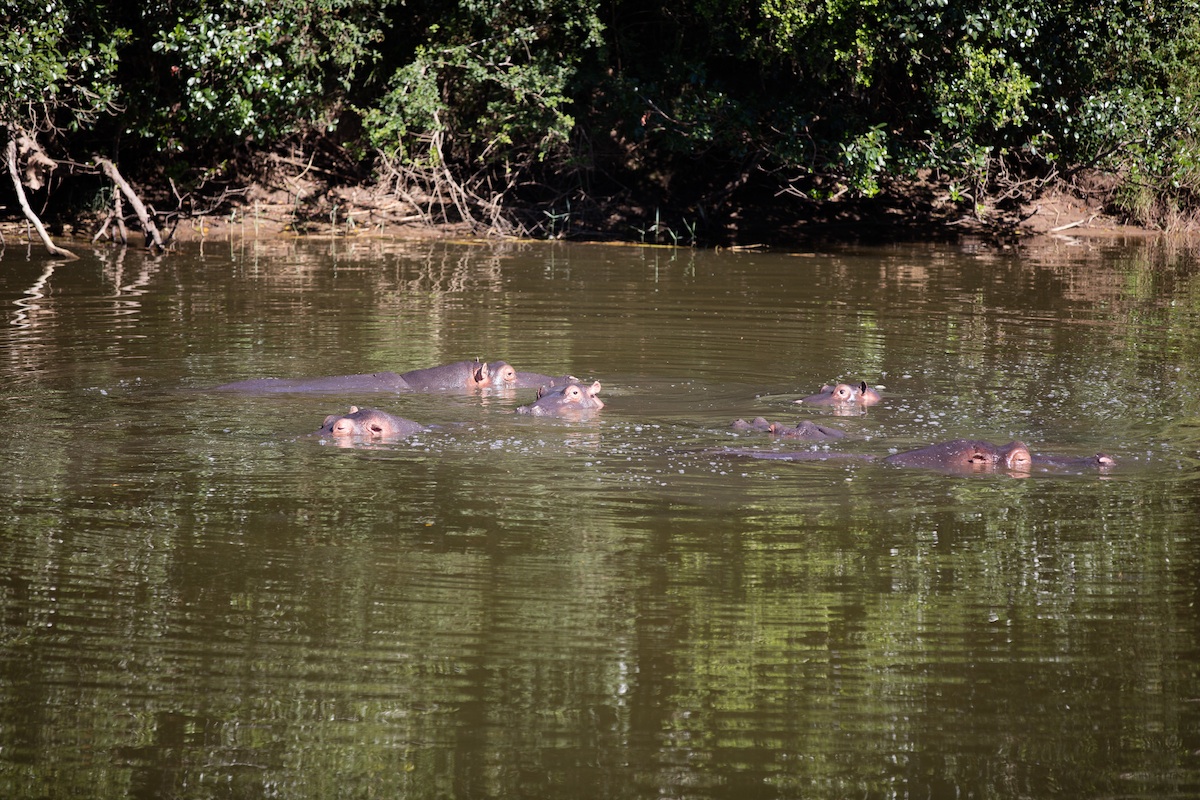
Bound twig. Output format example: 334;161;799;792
1049;214;1098;232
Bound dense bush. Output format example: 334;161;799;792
4;0;1200;235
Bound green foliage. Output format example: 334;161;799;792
149;0;396;144
4;0;1200;228
360;2;604;172
0;0;126;133
834;124;889;197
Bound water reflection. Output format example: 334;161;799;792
9;262;54;329
0;238;1199;799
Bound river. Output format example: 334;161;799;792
1;234;1198;799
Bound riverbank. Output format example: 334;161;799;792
0;177;1163;252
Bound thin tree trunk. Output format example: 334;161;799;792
95;157;164;251
4;133;78;260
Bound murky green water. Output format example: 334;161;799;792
2;234;1199;799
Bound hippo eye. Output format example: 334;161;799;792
566;387;581;400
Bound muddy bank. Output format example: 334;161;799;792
0;178;1162;252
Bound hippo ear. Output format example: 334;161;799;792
537;385;550;398
474;361;488;382
322;414;339;428
348;405;360;414
859;382;868;394
587;381;602;396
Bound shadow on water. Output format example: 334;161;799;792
1;236;1200;799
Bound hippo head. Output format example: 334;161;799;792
318;406;425;440
482;360;519;389
518;381;605;417
796;380;881;408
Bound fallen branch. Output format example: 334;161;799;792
95;157;165;251
4;131;78;260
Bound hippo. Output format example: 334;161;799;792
714;449;873;463
795;381;882;407
516;381;604;418
216;359;513;394
883;439;1031;472
715;439;1115;474
731;417;846;440
883;440;1118;474
400;360;512;391
480;362;582;391
215;371;412;393
316;406;429;440
1027;452;1118;471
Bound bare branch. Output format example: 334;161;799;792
4;130;78;260
95;157;165;251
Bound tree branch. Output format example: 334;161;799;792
95;157;165;251
4;130;78;260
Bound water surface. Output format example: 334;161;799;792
2;234;1199;799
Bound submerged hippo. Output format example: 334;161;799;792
716;439;1115;475
215;359;513;394
882;439;1031;472
216;371;412;393
796;381;882;407
316;406;429;440
731;417;846;440
883;440;1117;474
1027;452;1118;471
516;381;604;418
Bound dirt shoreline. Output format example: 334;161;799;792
0;185;1162;251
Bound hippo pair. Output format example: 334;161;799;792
313;379;605;441
723;378;879;439
731;378;1114;472
731;416;845;441
218;359;579;394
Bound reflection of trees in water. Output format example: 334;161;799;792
7;261;59;378
10;262;55;331
100;245;162;315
